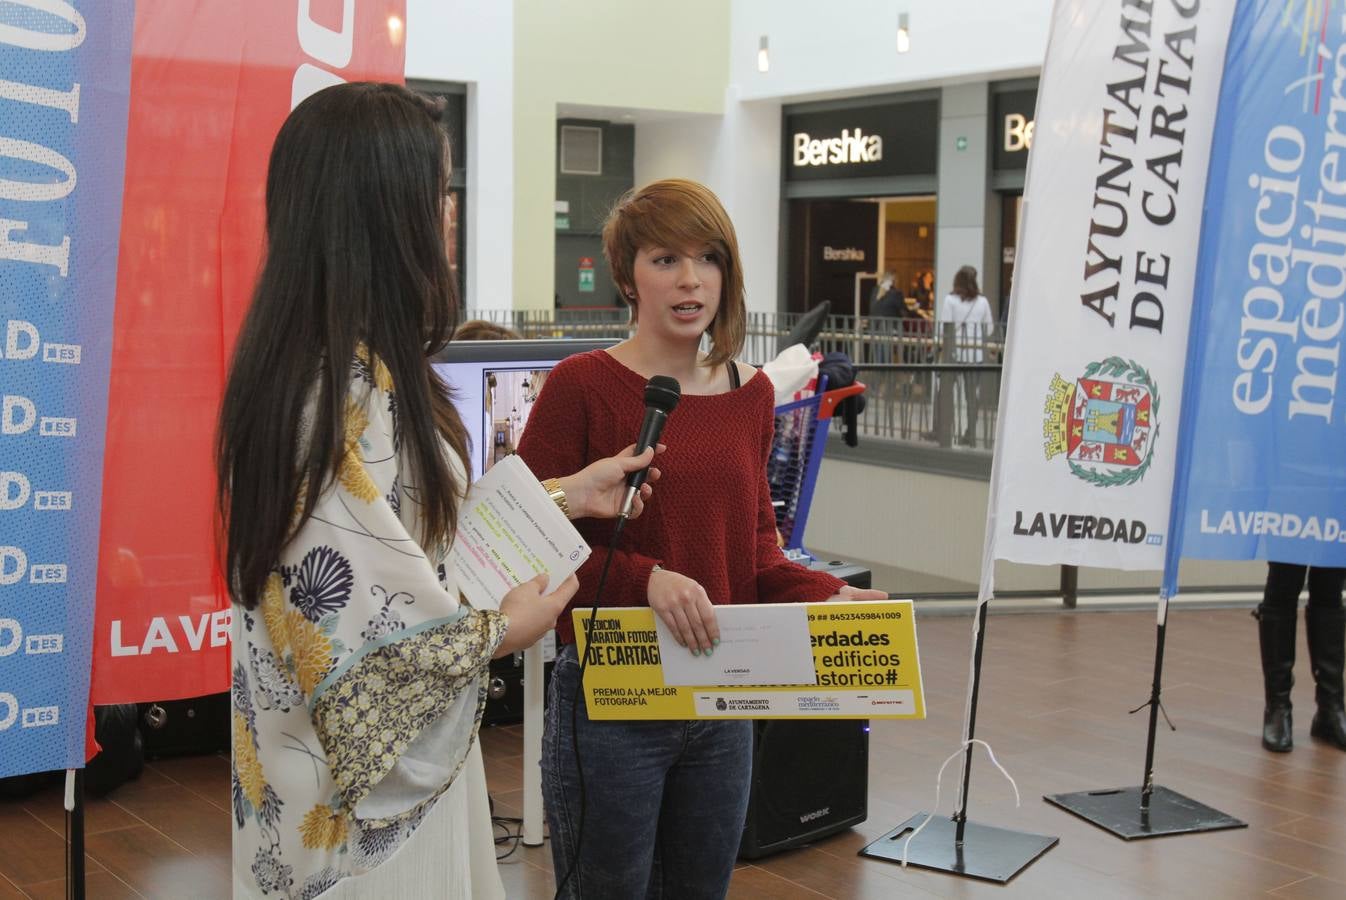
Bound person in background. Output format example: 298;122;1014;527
870;270;904;319
518;179;886;899
1255;562;1346;752
453;319;521;341
868;271;904;364
936;265;994;447
217;82;661;900
910;269;935;319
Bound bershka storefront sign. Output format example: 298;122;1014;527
993;86;1039;171
793;128;882;167
784;97;936;182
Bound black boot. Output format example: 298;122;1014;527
1306;605;1346;751
1254;604;1296;752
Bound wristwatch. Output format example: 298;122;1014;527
541;478;570;519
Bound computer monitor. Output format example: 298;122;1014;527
431;338;618;483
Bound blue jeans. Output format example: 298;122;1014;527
543;645;753;899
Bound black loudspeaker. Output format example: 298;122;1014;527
482;651;554;727
138;692;230;759
803;557;872;589
739;556;872;859
739;718;870;858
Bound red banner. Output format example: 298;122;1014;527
91;0;406;703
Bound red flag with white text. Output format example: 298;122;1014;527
90;0;406;704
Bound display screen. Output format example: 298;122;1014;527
431;338;617;483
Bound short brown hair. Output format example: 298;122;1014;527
602;179;746;366
453;319;521;341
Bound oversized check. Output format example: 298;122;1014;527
571;600;925;720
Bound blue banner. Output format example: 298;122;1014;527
1168;0;1346;588
0;2;134;777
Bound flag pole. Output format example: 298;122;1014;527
1139;594;1171;811
861;200;1057;884
952;600;989;843
1043;15;1245;827
65;768;86;900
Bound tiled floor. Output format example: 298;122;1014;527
0;754;230;899
2;606;1345;898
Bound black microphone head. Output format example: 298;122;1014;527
644;376;681;414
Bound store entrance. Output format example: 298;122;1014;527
785;195;936;318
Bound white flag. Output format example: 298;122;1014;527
986;0;1236;571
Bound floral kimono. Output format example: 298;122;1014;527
231;354;506;899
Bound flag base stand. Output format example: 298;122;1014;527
1044;785;1245;839
859;813;1058;883
860;603;1058;884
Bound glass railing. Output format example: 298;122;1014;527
462;308;1005;452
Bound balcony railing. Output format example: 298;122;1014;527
463;308;1003;452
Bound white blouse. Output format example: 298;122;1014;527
231;353;506;899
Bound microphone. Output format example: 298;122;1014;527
619;375;680;519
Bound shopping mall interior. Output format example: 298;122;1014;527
1;2;1341;899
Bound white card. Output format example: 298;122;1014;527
656;603;817;687
449;455;590;611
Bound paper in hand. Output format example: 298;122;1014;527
450;455;590;611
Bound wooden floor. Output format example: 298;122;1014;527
2;606;1344;898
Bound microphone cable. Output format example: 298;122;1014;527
554;375;676;898
553;513;627;900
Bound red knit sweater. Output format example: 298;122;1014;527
516;350;843;644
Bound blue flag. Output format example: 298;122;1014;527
0;2;134;776
1167;0;1346;595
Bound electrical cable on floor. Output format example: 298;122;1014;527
493;813;526;860
489;791;532;861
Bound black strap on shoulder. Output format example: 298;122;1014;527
726;360;740;389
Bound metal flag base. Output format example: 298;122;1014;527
859;813;1058;883
1044;785;1246;840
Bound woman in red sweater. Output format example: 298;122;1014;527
518;179;884;899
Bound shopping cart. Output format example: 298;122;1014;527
768;376;867;558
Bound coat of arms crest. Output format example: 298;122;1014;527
1044;357;1160;487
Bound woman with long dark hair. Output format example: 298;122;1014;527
218;82;660;899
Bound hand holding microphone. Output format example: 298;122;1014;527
619;376;680;519
612;376;717;657
558;442;666;520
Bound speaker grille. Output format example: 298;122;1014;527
740;719;869;858
560;125;603;175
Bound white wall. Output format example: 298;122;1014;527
711;1;1054;315
935;82;990;301
406;1;514;308
804;456;1266;594
633;116;720;190
401;2;1053;314
514;0;730;309
633;91;783;315
730;0;1051;102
